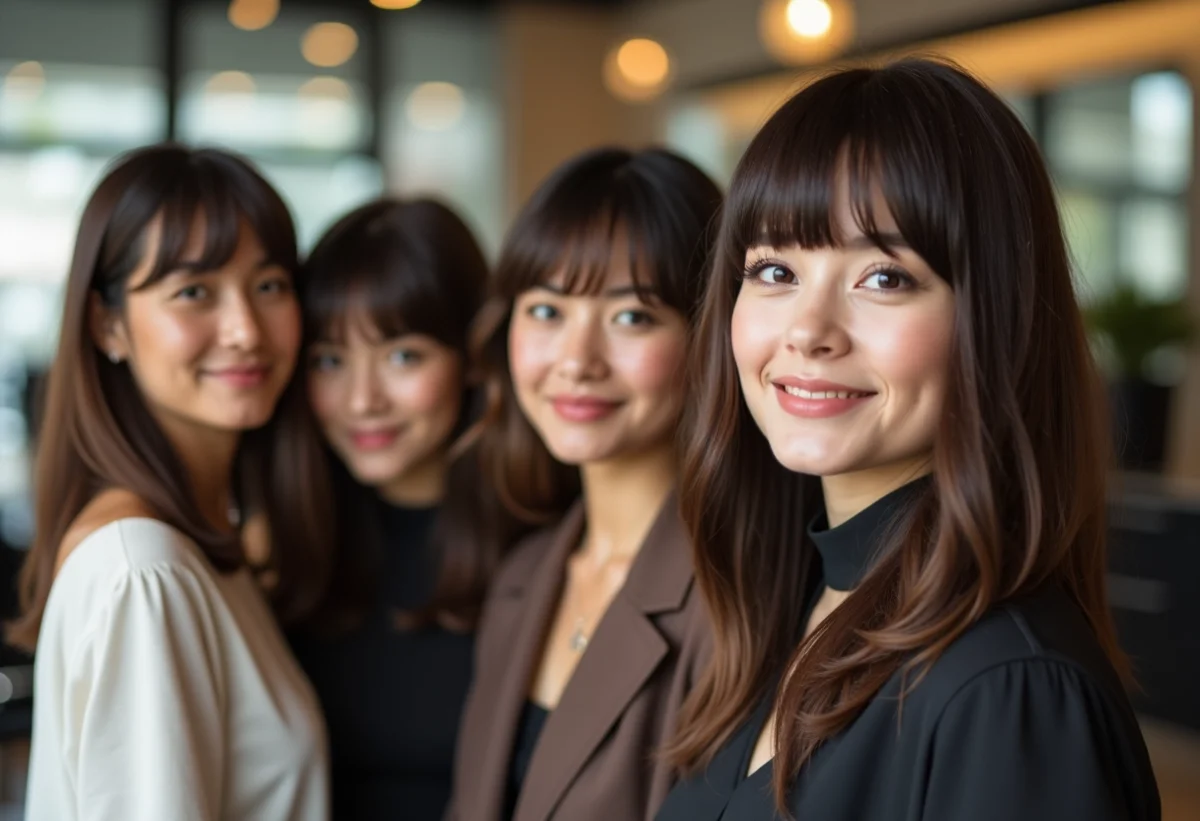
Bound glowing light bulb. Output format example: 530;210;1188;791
786;0;833;39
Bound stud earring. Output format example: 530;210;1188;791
108;351;122;364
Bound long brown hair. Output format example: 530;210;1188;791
9;143;335;650
471;147;722;523
667;58;1127;808
300;198;508;631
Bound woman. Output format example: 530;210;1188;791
13;145;334;821
289;198;507;820
656;59;1160;820
447;147;722;821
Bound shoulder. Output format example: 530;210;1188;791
56;489;197;575
912;585;1134;724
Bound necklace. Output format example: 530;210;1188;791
568;617;589;652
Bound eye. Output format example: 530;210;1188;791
613;308;656;327
859;266;916;292
258;275;293;295
526;303;560;322
174;284;209;301
308;351;341;371
388;347;424;366
744;260;796;286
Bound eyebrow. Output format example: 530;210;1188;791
534;283;643;298
167;257;278;275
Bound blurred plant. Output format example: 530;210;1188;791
1084;284;1195;380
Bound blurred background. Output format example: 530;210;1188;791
0;0;1197;817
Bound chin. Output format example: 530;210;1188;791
767;438;852;477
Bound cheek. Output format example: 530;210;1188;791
508;320;552;394
611;332;687;399
857;307;954;396
264;299;302;361
730;291;779;385
127;306;211;366
307;373;342;427
387;361;462;420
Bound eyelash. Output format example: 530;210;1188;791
741;258;918;292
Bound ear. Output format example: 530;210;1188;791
88;291;130;364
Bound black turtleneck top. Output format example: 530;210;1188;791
655;481;1161;821
290;502;474;821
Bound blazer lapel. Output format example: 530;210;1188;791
516;492;694;821
471;504;585;821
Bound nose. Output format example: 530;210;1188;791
219;292;263;352
784;284;851;360
347;358;387;416
555;312;609;382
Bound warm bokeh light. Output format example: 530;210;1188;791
302;22;360;68
760;0;855;65
604;38;671;103
299;76;353;101
405;82;466;131
787;0;833;39
205;70;257;95
3;61;46;101
371;0;422;9
228;0;279;32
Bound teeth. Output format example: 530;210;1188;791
782;386;867;400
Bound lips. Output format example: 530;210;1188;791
349;427;402;451
550;396;622;423
772;377;876;419
206;365;270;388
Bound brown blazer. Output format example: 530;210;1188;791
446;493;710;821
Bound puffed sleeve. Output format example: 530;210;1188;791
62;563;227;821
921;659;1160;821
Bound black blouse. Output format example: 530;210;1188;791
290;502;474;821
656;481;1161;821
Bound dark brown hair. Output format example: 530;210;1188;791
9;143;335;649
472;147;722;522
666;58;1127;808
300;198;507;631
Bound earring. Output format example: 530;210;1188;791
108;351;122;364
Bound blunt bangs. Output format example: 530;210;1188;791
98;147;297;304
496;148;722;316
725;61;978;284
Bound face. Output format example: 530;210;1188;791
94;215;301;437
307;310;463;493
508;262;688;467
731;173;955;483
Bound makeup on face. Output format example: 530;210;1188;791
507;268;689;467
307;314;463;497
730;174;955;481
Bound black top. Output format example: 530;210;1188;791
290;502;474;821
504;701;551;820
656;481;1161;821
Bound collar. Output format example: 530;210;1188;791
807;477;930;591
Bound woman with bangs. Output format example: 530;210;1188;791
14;145;333;820
287;198;506;821
656;59;1159;820
447;147;722;821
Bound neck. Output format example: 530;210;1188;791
821;454;933;528
578;440;676;564
379;451;448;508
160;418;241;534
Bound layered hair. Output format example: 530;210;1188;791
470;147;722;523
666;58;1127;808
10;144;335;649
300;198;507;631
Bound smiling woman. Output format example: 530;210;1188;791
11;143;335;821
447;147;722;821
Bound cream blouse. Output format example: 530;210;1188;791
26;518;328;820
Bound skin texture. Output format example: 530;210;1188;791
307;309;463;507
508;261;689;708
731;172;956;773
